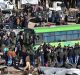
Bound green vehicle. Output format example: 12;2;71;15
33;24;80;49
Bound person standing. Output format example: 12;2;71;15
12;50;16;66
64;14;68;25
7;48;13;66
24;56;31;71
3;46;9;65
55;12;60;25
24;15;29;28
21;47;27;67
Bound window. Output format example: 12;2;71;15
60;31;66;35
54;31;67;41
55;32;60;35
67;31;73;34
50;32;55;36
55;31;66;35
43;33;55;42
43;33;55;37
43;36;55;42
73;30;78;33
78;30;80;33
67;35;73;40
61;35;67;41
55;35;62;42
73;34;79;40
43;36;50;42
35;30;80;44
79;33;80;38
43;33;50;37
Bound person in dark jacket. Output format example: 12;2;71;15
21;47;27;67
76;54;80;68
23;15;29;28
64;14;68;25
55;12;60;25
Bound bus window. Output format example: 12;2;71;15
55;35;62;42
73;34;79;40
43;36;48;42
42;33;55;42
73;30;78;33
55;32;60;35
79;33;80;38
50;32;55;36
67;31;73;34
61;35;67;41
43;33;50;36
55;31;67;41
43;36;55;42
60;31;66;35
67;35;73;40
55;31;66;35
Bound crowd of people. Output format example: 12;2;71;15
0;3;80;75
36;42;80;68
0;12;29;29
0;29;80;69
0;4;69;29
0;30;80;75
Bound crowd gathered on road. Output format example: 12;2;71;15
0;30;80;73
0;4;70;29
0;3;80;75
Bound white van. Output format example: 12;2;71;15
49;1;65;11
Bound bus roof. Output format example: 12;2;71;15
34;24;80;33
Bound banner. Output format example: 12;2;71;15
21;0;38;4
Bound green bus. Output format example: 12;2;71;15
33;24;80;49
